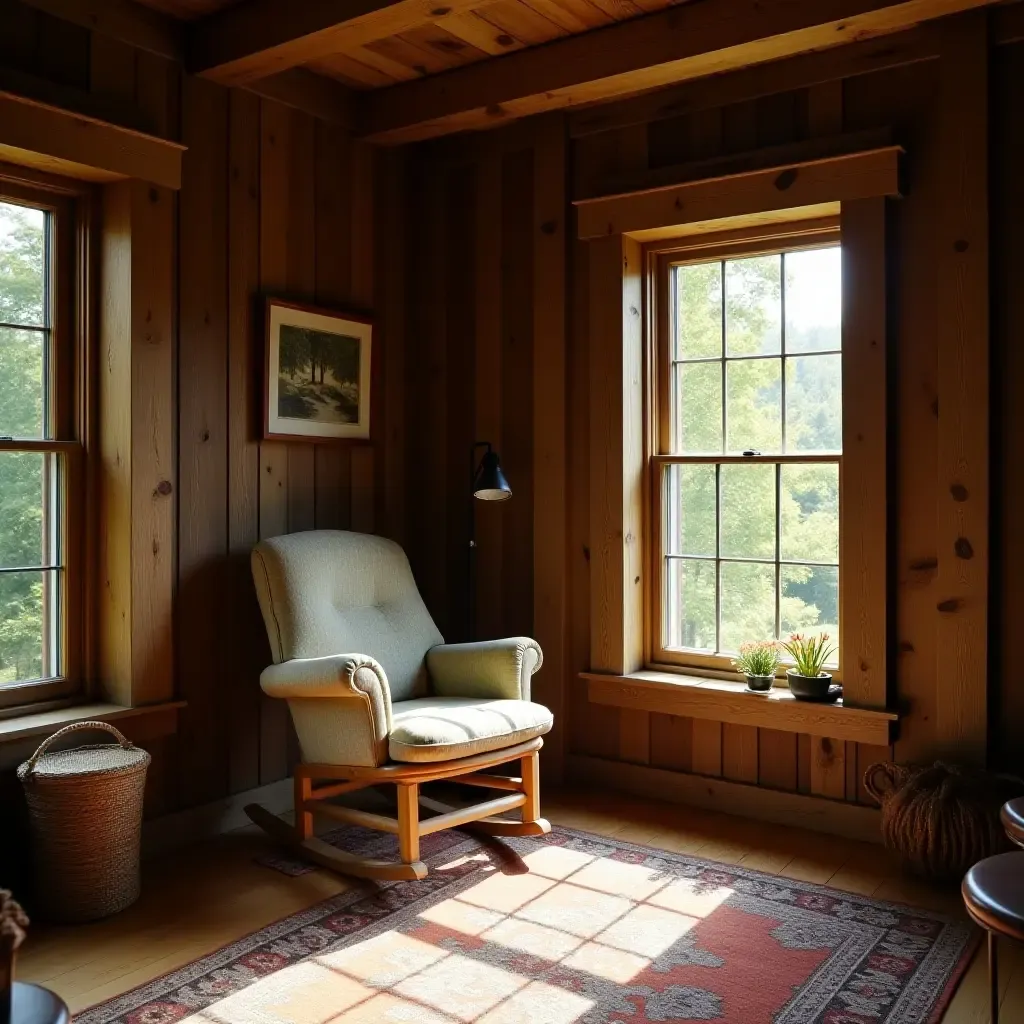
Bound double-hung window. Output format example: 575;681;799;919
0;180;85;712
651;227;843;679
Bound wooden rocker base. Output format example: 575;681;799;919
246;737;548;882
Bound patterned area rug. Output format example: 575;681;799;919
77;826;978;1024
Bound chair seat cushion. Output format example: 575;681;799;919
962;852;1024;942
389;697;552;763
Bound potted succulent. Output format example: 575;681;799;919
732;640;780;692
780;632;837;701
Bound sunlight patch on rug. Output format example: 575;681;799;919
75;826;978;1024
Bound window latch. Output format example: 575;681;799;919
742;449;761;457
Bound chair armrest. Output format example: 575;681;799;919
260;654;392;734
427;638;543;701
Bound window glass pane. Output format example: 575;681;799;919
725;255;781;356
785;353;841;452
669;463;716;557
0;452;59;569
785;247;841;353
0;327;45;438
676;361;722;453
780;463;839;563
0;201;46;328
676;262;722;360
726;357;781;453
720;463;775;559
0;568;59;685
720;561;775;653
781;565;839;666
666;558;716;650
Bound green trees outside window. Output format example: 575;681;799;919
664;246;841;664
0;201;53;685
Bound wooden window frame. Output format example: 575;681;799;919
0;164;95;715
644;213;883;696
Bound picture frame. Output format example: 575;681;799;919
264;297;373;443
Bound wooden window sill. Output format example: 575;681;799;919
0;700;184;769
581;670;897;745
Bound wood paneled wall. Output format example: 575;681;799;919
0;1;405;820
402;11;1022;807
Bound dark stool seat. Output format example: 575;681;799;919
963;852;1024;1022
1002;798;1024;849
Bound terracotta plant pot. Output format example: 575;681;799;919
745;673;774;692
787;669;832;700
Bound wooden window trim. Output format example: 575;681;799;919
0;165;96;714
646;222;844;682
640;207;888;707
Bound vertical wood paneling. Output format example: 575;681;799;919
722;724;758;784
129;181;176;708
258;100;290;547
994;44;1024;775
377;147;407;545
226;88;263;795
350;141;376;534
177;74;229;807
501;148;535;638
650;714;692;772
444;164;476;644
934;13;989;765
258;98;293;783
313;121;352;533
809;736;846;799
840;197;888;708
532;115;568;779
692;721;723;777
758;730;798;791
474;153;504;641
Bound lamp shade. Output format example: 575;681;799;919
473;449;511;501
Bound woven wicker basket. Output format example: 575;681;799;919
17;722;151;923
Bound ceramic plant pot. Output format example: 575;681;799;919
787;669;833;701
745;673;774;692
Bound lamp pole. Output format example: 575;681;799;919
468;441;511;641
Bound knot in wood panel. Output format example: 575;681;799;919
936;598;962;613
774;168;798;191
954;537;974;559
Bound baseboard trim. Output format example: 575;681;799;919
566;755;882;844
142;778;293;859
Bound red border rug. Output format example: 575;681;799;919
75;826;978;1024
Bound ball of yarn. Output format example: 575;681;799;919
863;761;1024;882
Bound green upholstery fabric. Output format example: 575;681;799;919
249;530;549;769
260;654;391;767
427;638;542;701
252;531;442;701
389;697;553;763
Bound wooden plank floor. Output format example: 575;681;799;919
17;786;1024;1020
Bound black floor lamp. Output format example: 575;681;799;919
468;441;511;640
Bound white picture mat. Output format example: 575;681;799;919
267;304;372;440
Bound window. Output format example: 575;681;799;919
0;180;85;711
650;228;843;678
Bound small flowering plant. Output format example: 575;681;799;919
780;632;836;677
732;640;780;677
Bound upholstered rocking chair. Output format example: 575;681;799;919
246;530;553;880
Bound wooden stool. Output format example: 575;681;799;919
1001;798;1024;849
962;852;1024;1023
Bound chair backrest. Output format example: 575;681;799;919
251;530;443;702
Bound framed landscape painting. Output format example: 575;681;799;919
264;298;373;443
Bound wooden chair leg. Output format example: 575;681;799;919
398;782;420;864
990;931;999;1024
522;750;541;823
295;772;313;841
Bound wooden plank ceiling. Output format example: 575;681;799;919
136;0;682;89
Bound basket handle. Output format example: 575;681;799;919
25;721;135;774
862;761;909;805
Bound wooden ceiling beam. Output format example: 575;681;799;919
188;0;496;86
359;0;1005;143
